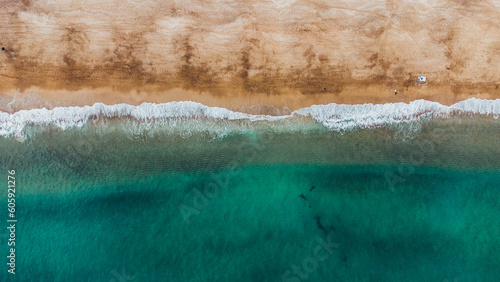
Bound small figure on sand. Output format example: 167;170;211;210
394;89;397;95
1;47;5;52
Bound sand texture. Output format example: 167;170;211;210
1;0;499;112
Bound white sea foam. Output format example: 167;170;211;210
0;98;498;139
294;99;454;131
451;97;500;115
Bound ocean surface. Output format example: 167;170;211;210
0;99;499;281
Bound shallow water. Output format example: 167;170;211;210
0;115;499;281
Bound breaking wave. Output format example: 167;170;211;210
0;98;499;140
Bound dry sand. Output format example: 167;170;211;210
1;0;499;113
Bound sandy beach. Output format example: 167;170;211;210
1;0;499;113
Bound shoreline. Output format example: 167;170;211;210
1;85;499;114
1;95;498;139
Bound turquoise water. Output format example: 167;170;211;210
1;116;499;281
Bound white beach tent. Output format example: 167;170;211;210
417;76;427;82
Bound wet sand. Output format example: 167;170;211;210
1;0;499;113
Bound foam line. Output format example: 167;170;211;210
0;98;498;138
